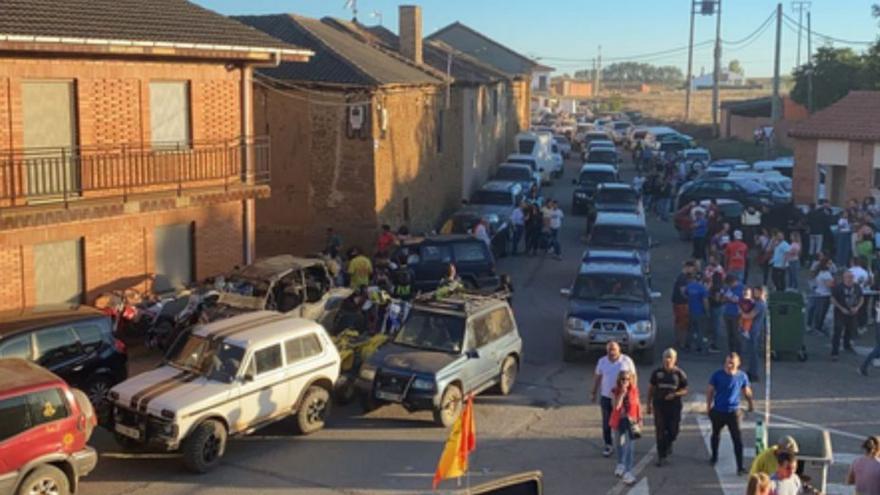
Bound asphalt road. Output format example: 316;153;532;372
81;152;879;495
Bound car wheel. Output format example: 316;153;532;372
562;342;577;363
182;420;227;473
17;465;70;495
432;384;463;428
85;375;112;406
496;356;518;396
296;386;331;435
360;392;381;414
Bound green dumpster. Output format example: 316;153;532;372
767;426;833;494
768;291;808;361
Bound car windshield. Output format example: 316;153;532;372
634;131;647;139
579;171;616;185
572;273;647;302
738;180;771;194
517;140;536;154
614;123;630;130
591;225;649;250
393;311;465;353
597;189;638;204
168;334;245;383
687;152;709;161
508;158;537;170
470;190;513;206
495;168;530;182
587;151;617;163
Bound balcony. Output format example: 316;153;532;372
0;137;271;227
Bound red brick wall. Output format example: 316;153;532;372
846;141;874;203
792;138;817;205
0;202;243;309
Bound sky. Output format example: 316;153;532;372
200;0;879;78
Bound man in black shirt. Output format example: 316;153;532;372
647;348;689;466
806;202;830;257
831;270;863;359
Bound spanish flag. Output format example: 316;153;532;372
432;395;476;490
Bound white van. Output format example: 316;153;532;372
514;132;553;184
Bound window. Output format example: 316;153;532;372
149;81;191;148
452;242;489;263
485;307;514;341
285;334;323;364
470;315;492;348
0;396;31;441
253;344;283;375
26;389;69;426
73;321;106;354
21;80;79;198
35;327;82;368
0;335;32;359
436;109;445;153
419;245;453;263
154;223;194;292
34;239;83;306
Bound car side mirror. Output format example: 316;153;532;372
651;291;662;299
242;373;254;383
560;288;572;297
466;349;480;359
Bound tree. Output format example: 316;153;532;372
728;59;744;75
790;47;866;110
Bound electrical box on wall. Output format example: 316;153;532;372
346;104;369;139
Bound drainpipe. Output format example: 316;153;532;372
240;51;282;264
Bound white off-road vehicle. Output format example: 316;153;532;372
108;311;340;472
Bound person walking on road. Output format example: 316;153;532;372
750;436;799;476
771;230;791;291
770;452;803;495
809;256;835;336
647;349;688;467
347;247;373;289
510;202;526;255
545;200;564;260
722;274;745;355
846;436;880;495
525;204;542;256
686;274;710;352
673;261;695;350
692;210;709;262
831;270;863;360
592;341;636;459
609;370;641;485
725;230;749;282
706;352;755;476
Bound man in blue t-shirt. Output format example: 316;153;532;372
706;353;755;475
692;210;708;261
721;275;744;354
686;275;709;352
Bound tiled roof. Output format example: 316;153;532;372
235;15;444;87
789;91;880;141
427;22;552;77
0;0;305;54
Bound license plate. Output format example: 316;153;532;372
375;390;403;402
115;423;140;440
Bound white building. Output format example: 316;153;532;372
690;69;746;90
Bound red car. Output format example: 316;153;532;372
0;358;98;495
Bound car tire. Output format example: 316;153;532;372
295;386;331;435
360;392;380;414
17;465;70;495
182;420;227;473
495;356;518;396
562;342;577;363
85;375;113;407
433;384;463;428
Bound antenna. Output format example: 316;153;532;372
343;0;358;21
369;10;383;25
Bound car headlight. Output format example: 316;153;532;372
566;317;586;331
359;364;377;381
632;320;653;335
411;378;436;391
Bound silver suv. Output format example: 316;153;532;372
357;293;522;427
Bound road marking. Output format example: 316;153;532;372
696;411;744;495
759;410;868;442
627;477;650;495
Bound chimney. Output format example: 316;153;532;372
399;5;423;65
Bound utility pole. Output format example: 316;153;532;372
712;0;723;136
807;11;814;112
597;45;603;98
685;1;697;122
771;3;783;125
792;1;811;67
592;58;598;97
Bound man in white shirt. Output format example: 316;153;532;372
472;218;492;250
545;200;564;260
592;341;636;457
510;204;526;255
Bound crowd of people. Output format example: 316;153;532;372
671;196;880;373
592;341;880;494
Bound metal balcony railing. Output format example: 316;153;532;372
0;136;270;205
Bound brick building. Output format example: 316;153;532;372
720;96;808;149
790;91;880;206
553;78;593;99
238;13;457;256
0;0;310;311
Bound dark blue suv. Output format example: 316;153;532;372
560;262;659;364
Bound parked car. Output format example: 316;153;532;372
560;261;660;363
753;158;794;178
357;291;522;426
585;148;622;166
587;212;655;279
609;121;633;144
553;135;572;158
0;358;98;495
571;164;620;215
0;307;128;407
395;235;502;293
676;177;775;210
702;159;751;177
594;183;643;215
727;171;792;203
443;181;522;259
624;127;648;150
582;248;643;268
583;130;613;146
202;255;336;322
513;133;553;184
493;163;539;195
505;154;545;186
108;311;340;472
682;148;712;173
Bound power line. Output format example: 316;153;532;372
782;12;874;45
722;9;776;46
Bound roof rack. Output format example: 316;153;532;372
413;288;511;312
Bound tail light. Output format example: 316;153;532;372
114;338;127;354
